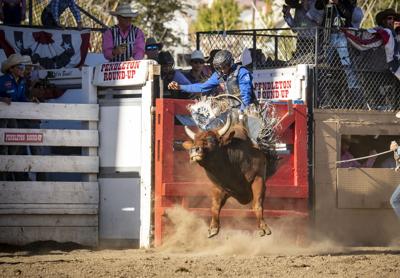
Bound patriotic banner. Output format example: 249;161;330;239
0;25;90;69
342;27;389;52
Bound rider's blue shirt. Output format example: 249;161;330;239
180;64;255;109
0;74;27;102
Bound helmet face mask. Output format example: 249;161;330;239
212;50;233;76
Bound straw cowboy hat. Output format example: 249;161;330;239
375;8;400;27
110;3;138;18
145;37;163;49
1;53;25;74
21;55;40;67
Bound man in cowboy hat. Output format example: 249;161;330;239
375;8;400;80
144;37;163;61
102;3;145;62
0;53;27;104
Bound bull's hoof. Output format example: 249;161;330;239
258;226;272;237
208;227;219;238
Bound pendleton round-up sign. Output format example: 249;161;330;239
93;60;154;87
253;65;307;102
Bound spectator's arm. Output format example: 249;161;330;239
133;28;145;60
180;72;220;94
69;0;82;24
102;29;114;61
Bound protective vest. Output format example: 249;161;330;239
218;65;242;99
110;25;137;62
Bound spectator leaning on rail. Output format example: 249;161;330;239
158;51;191;98
102;3;145;62
0;0;26;25
41;0;82;29
168;50;257;110
376;8;400;80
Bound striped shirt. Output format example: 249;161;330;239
102;24;145;62
49;0;81;24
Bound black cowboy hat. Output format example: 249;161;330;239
205;49;221;64
145;37;163;50
375;8;400;27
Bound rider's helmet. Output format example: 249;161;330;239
212;50;234;76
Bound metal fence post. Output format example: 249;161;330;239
28;0;33;26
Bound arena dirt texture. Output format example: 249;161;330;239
0;207;399;277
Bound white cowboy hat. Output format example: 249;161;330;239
110;3;138;18
1;53;25;74
20;55;40;67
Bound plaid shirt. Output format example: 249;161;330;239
50;0;81;24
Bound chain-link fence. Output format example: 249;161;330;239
196;27;400;112
2;0;109;53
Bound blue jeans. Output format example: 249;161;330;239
390;185;400;219
329;32;360;90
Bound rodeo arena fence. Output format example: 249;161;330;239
1;10;400;247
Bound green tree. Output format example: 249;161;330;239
193;0;242;32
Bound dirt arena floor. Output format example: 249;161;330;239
1;207;399;278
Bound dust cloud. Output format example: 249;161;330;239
159;206;343;256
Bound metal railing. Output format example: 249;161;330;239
196;28;400;111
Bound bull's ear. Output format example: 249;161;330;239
221;130;235;146
182;141;193;150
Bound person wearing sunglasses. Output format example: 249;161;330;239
102;3;145;62
168;50;257;110
376;9;400;80
145;37;163;62
185;50;211;84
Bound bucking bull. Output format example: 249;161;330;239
183;114;277;238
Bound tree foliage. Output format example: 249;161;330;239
192;0;242;32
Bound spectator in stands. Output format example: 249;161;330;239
41;0;82;29
102;3;145;62
158;51;191;98
0;0;26;25
205;49;221;73
339;136;376;168
282;0;323;58
376;8;400;80
168;50;257;110
0;54;28;180
144;37;163;62
185;50;211;83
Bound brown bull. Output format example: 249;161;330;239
183;116;272;238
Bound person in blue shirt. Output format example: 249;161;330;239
0;53;27;104
168;50;257;110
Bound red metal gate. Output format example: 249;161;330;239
154;99;308;246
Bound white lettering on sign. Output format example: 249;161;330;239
4;133;44;143
93;60;155;87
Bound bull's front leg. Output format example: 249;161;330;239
209;186;229;238
251;176;272;236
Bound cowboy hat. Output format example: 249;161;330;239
1;53;25;74
145;37;163;50
110;3;138;18
20;55;40;67
375;8;400;27
190;50;205;61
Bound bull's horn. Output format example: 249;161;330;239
184;126;195;140
217;114;231;137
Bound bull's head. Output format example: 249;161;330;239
183;115;232;162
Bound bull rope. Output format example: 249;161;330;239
336;149;393;164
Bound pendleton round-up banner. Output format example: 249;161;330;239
0;25;90;69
